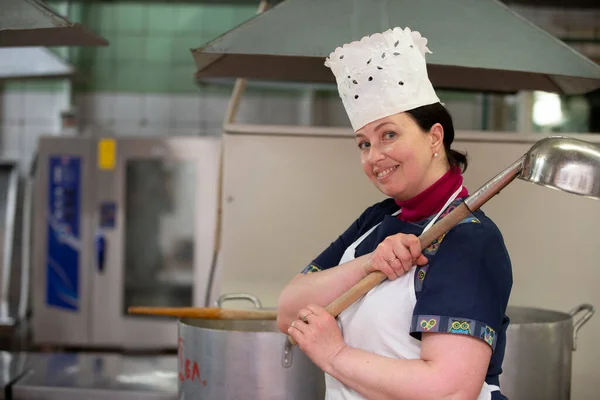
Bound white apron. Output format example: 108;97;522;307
324;186;500;400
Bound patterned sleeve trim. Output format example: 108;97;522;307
301;264;322;274
410;314;498;350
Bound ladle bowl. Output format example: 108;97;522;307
521;136;600;199
464;136;600;213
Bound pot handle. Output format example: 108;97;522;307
282;337;293;369
569;303;595;351
215;293;263;309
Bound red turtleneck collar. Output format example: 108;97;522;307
395;166;469;222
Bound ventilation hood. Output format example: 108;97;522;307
0;0;108;47
191;0;600;95
0;47;75;80
503;0;598;8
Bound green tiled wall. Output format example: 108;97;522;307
69;1;257;93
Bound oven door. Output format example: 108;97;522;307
91;136;220;349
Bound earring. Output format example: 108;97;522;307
434;152;438;157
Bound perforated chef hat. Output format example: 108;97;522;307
325;27;441;131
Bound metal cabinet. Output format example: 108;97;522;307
31;136;220;350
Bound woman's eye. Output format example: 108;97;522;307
358;141;370;150
383;131;396;140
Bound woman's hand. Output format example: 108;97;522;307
288;304;347;373
366;233;428;280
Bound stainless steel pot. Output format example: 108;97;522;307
500;304;595;400
177;293;326;399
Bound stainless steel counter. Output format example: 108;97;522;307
11;352;178;400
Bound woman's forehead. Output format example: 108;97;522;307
356;113;413;136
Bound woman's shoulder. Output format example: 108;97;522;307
453;208;507;246
357;197;400;226
365;197;400;214
433;207;512;273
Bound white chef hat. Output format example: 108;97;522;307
324;27;441;131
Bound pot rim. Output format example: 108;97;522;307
178;317;281;334
506;305;575;324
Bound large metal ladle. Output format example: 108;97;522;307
129;136;600;328
323;135;600;319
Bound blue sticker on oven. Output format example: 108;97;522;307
46;156;81;311
100;202;116;228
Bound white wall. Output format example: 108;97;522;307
0;89;330;173
0;91;69;172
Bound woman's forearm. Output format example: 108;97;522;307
326;346;475;400
276;254;371;332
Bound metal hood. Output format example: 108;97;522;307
0;0;108;47
191;0;600;95
0;47;75;80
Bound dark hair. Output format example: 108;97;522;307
405;102;468;173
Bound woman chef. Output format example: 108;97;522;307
277;27;513;400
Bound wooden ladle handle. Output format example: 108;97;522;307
288;202;471;346
325;202;471;317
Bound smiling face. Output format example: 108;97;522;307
355;112;448;201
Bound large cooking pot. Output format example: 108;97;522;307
177;293;326;399
500;303;595;400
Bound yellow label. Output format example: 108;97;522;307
98;138;116;170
